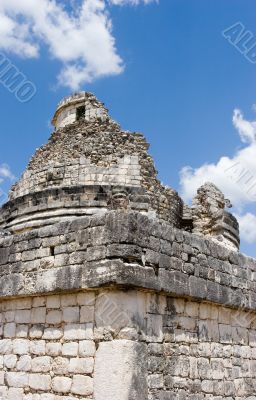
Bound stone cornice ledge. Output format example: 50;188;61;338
0;211;255;312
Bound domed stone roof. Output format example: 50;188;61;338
0;93;182;233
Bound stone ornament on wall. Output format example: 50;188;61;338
192;182;240;250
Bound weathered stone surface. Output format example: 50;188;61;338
192;182;239;250
0;92;254;400
71;374;93;396
1;94;182;233
0;290;255;398
94;340;148;400
0;211;253;313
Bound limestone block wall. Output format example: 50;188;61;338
148;298;256;399
0;211;256;399
0;292;96;399
0;289;159;400
1;290;256;399
0;212;254;308
94;291;256;400
10;155;142;199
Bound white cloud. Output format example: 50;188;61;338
0;0;157;89
233;108;256;144
180;109;256;208
0;164;15;204
234;212;256;244
0;164;15;181
109;0;156;4
179;107;256;245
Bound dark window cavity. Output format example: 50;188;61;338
76;106;85;121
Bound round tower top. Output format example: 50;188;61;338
1;91;183;233
51;91;110;129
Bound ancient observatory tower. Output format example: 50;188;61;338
0;92;255;399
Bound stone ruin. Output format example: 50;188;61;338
191;182;240;251
0;92;255;400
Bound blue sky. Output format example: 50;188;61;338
0;0;256;256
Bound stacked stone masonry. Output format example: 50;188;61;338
1;290;256;399
0;213;253;308
0;93;253;399
0;212;255;398
0;185;154;233
0;292;95;399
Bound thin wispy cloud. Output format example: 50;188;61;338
109;0;156;4
0;164;15;182
179;107;256;245
0;0;157;90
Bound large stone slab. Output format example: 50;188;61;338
94;340;148;400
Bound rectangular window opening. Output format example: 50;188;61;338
76;106;85;121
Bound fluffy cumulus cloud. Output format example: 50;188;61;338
179;107;256;245
0;0;157;89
